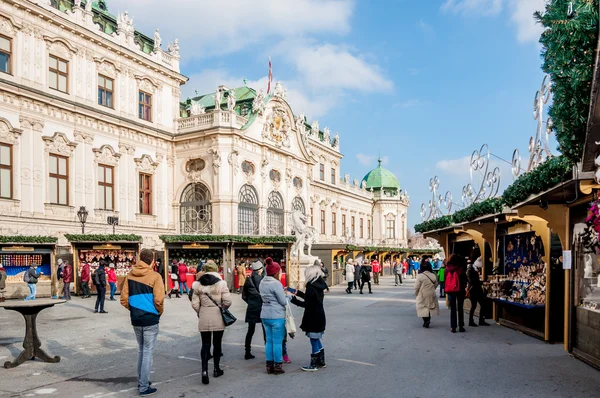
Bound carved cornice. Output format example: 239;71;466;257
134;154;159;174
42;132;78;156
0;118;22;145
93;145;122;166
43;35;78;58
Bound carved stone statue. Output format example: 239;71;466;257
85;0;92;11
311;120;319;136
252;89;266;115
361;180;367;189
74;0;81;7
153;29;161;52
227;89;236;111
213;88;222;111
332;132;339;148
344;173;350;184
117;11;135;35
189;100;205;116
273;82;286;98
323;127;330;142
290;211;317;258
168;39;180;57
295;113;306;134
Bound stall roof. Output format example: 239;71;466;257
422;211;517;237
159;235;295;244
508;175;592;209
582;32;600;173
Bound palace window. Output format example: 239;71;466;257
360;218;364;239
292;196;305;215
241;161;255;175
98;75;114;108
180;183;212;233
332;212;337;236
238;184;259;235
270;169;281;183
321;210;326;234
368;219;371;239
49;55;68;93
331;168;336;184
0;143;12;198
386;219;396;239
49;154;68;205
351;216;355;237
293;177;302;189
0;35;11;75
267;191;284;235
310;207;314;226
319;163;324;181
139;173;152;215
139;91;152;121
342;214;346;236
97;164;114;210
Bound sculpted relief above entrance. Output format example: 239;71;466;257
262;107;291;149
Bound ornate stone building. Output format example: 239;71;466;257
0;0;409;253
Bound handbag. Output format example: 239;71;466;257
170;273;178;281
206;293;237;327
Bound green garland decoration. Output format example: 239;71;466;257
0;235;58;244
535;0;599;164
414;216;453;234
159;235;296;244
502;156;572;207
64;234;142;242
345;245;440;254
452;198;504;224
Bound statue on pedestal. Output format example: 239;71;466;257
290;211;317;258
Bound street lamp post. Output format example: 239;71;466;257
77;206;88;234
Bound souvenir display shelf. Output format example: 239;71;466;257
235;248;287;286
485;263;547;307
1;254;51;283
79;249;137;278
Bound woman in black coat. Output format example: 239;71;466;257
242;261;265;359
290;264;328;372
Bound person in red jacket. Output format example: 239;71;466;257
371;259;381;285
62;261;73;300
107;263;118;301
178;261;190;295
80;262;91;298
445;254;468;333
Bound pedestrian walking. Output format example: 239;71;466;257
191;260;232;385
24;264;42;300
353;261;361;290
438;262;446;298
55;258;64;299
394;259;403;286
467;257;490;327
345;259;355;294
289;264;328;372
120;248;164;396
371;259;381;285
414;259;439;328
107;263;117;301
93;261;108;313
359;261;372;294
402;258;408;279
61;261;73;300
260;257;287;375
236;262;247;294
445;254;468;333
0;263;7;302
242;260;265;360
80;262;91;298
178;261;189;295
411;257;420;279
168;260;181;299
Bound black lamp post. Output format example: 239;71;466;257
77;206;88;234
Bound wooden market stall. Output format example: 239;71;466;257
64;234;141;295
0;236;58;299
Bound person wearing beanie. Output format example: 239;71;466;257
191;259;232;385
242;260;266;360
289;264;328;372
259;257;287;375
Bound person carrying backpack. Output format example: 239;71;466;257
24;264;42;301
444;254;468;333
93;261;108;313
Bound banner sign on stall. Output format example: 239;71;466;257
562;250;572;270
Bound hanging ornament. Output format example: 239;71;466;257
567;1;575;18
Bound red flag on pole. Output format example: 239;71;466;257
267;57;272;94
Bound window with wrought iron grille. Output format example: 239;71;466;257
238;184;259;235
292;196;305;215
180;183;212;234
267;191;284;235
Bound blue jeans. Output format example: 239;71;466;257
179;281;189;294
109;282;116;299
262;318;285;363
310;338;323;354
25;283;37;300
134;324;159;393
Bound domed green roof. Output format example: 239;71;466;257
362;159;400;190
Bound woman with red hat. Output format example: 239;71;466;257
259;257;287;375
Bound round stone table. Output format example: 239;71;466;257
1;298;66;369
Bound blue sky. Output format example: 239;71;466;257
114;0;551;228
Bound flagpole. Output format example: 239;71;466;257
267;56;272;94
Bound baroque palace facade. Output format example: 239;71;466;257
0;0;409;253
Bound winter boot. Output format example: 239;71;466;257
317;349;327;368
283;354;291;363
266;360;275;374
245;348;255;360
201;352;209;385
301;354;319;372
213;354;224;378
273;362;285;375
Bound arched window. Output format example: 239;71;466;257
238;184;259;235
180;183;212;234
267;191;284;235
292;197;305;215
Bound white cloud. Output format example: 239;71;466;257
436;156;472;178
111;0;353;58
356;154;389;167
441;0;547;44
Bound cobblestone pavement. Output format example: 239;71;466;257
1;276;599;397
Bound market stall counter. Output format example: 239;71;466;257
64;234;141;296
163;242;226;291
233;243;289;288
0;237;58;299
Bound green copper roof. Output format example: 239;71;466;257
362;159;400;190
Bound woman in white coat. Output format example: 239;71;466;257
345;259;355;294
414;259;439;328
